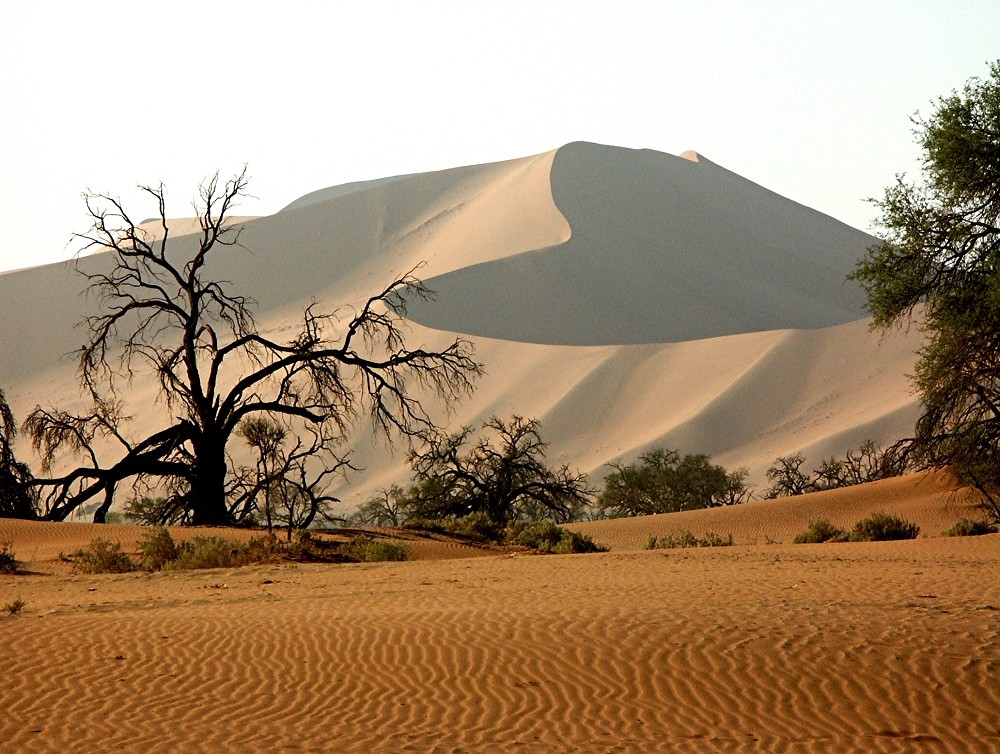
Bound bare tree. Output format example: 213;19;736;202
405;415;594;525
25;170;482;524
0;387;37;518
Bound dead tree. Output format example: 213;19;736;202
26;170;482;524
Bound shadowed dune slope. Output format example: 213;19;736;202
406;142;875;344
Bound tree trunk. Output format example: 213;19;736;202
189;443;231;526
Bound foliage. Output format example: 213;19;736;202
23;171;482;525
166;536;250;571
764;441;907;498
136;527;180;571
644;530;734;549
849;512;920;541
0;541;20;573
597;448;751;518
3;597;26;618
943;517;998;537
850;61;1000;523
0;386;38;519
72;538;138;574
792;519;850;544
341;534;408;562
404;416;594;528
506;520;608;554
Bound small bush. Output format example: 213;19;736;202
0;541;20;574
508;521;608;554
850;512;920;541
73;539;138;574
342;534;408;562
793;519;850;544
137;527;179;571
646;530;734;549
166;536;247;570
3;596;26;617
943;517;998;537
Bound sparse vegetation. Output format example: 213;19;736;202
0;541;20;574
341;534;408;562
792;519;850;544
765;441;907;499
645;530;734;549
3;596;26;617
136;527;179;571
72;538;138;574
850;512;920;541
943;517;998;537
507;520;608;554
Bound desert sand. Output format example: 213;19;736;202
2;473;998;753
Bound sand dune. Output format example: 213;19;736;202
0;142;921;511
2;476;997;753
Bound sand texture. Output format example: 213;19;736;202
0;142;922;508
2;475;998;753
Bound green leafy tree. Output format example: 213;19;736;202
851;60;1000;521
597;448;751;518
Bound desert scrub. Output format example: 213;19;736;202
3;596;26;617
793;519;850;544
72;538;138;574
508;521;608;554
850;512;919;541
943;517;998;537
137;527;179;571
0;541;20;574
342;534;408;562
166;536;249;570
645;530;733;549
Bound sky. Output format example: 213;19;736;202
0;0;997;273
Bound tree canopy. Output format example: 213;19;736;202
851;60;1000;520
400;415;594;526
596;448;750;518
24;171;483;525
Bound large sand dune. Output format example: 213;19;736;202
0;142;922;509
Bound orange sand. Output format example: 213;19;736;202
2;474;998;753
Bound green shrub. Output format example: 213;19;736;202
793;519;850;544
0;541;20;574
137;527;179;571
508;520;608;553
342;534;408;562
3;596;26;617
73;539;138;574
943;517;998;537
166;536;246;570
850;512;920;541
646;530;734;549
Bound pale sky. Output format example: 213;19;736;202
0;0;997;273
